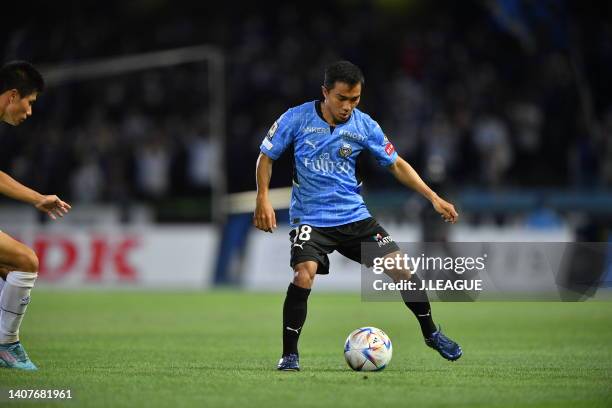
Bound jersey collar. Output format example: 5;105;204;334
314;100;352;133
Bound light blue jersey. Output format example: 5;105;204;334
260;101;398;227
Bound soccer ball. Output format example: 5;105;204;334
344;327;392;371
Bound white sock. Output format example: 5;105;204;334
0;271;37;344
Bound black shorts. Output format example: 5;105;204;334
289;217;400;274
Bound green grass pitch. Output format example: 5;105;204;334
0;291;611;407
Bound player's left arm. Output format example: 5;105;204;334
0;171;71;220
387;156;458;223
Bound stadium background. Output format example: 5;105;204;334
0;1;611;407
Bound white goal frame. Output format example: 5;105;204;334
39;45;226;222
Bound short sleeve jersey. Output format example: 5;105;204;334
260;101;398;227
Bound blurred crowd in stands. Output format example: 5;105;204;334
0;0;610;206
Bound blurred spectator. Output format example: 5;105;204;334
186;133;218;190
472;115;513;186
71;154;104;203
135;134;171;199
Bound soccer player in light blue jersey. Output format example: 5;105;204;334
0;61;71;371
254;61;462;371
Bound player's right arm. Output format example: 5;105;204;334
253;109;296;233
254;153;277;233
0;171;71;219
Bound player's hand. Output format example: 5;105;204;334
254;197;277;233
432;197;458;224
34;195;72;220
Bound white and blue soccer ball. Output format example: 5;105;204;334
344;327;392;371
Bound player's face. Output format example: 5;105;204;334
3;91;37;126
322;82;361;124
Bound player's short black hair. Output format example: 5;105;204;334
323;61;365;89
0;61;45;97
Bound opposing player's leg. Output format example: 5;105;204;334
0;232;39;371
0;265;9;293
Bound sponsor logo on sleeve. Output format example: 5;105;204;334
385;142;395;156
267;121;279;140
262;138;274;150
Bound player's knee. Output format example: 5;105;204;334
293;265;316;288
387;267;412;283
0;265;11;280
14;247;39;273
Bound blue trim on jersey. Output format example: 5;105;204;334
260;101;398;227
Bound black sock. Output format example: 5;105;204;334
400;274;437;338
282;283;311;356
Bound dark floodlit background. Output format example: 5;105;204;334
0;0;610;287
